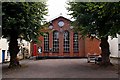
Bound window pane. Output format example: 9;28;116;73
44;33;49;52
53;31;59;52
64;31;70;52
73;33;79;52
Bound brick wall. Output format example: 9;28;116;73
31;16;101;57
85;38;101;57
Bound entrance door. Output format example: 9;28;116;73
2;50;5;62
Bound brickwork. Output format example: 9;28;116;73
31;16;101;57
85;38;101;56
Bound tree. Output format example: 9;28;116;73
67;2;120;66
2;2;47;68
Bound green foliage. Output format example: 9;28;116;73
1;0;47;2
67;2;120;38
2;2;48;43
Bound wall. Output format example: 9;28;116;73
85;38;101;56
33;16;101;57
118;35;120;57
108;36;118;57
17;39;31;59
0;38;31;63
0;38;9;63
37;17;84;57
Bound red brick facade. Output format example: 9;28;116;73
31;16;101;57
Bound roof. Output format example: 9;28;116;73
40;16;72;31
48;15;72;22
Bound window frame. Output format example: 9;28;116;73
44;33;49;52
53;31;59;53
73;33;79;53
63;30;70;53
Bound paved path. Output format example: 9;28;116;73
1;58;119;79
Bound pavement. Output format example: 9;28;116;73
1;58;120;80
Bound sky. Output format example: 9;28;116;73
45;0;72;21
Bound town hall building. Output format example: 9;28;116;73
31;16;101;57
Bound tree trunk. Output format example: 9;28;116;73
8;30;21;68
100;36;112;66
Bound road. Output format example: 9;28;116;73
1;58;119;80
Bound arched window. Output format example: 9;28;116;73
44;33;49;52
63;31;70;52
73;33;79;52
53;31;59;52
